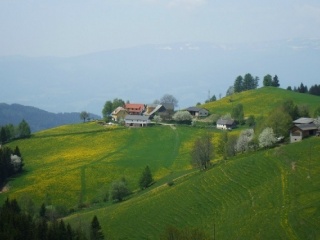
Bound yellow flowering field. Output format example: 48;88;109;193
2;123;208;208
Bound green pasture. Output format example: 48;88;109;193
65;137;320;239
1;123;213;208
202;87;320;117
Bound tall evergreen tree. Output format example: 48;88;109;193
0;127;7;144
90;215;104;240
234;75;243;93
272;75;280;87
139;166;154;190
243;73;255;90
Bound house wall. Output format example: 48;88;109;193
290;130;302;143
112;111;127;121
125;119;150;127
217;124;227;130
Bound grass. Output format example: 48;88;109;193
64;137;320;239
1;123;211;209
202;87;320;118
1;88;319;239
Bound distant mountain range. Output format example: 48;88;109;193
0;103;100;132
0;38;319;114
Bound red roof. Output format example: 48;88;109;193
125;104;145;113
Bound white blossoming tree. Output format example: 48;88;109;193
259;127;277;148
235;129;254;153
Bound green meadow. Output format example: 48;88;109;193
64;137;320;239
1;87;320;239
1;122;210;208
202;87;320;117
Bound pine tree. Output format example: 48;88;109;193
272;75;280;87
139;166;154;189
234;75;243;93
90;215;104;240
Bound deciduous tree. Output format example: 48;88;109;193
263;74;273;87
259;127;277;148
160;94;178;107
191;133;214;170
235;129;254;153
18;119;31;138
231;104;244;124
172;111;192;124
109;179;131;202
80;111;89;122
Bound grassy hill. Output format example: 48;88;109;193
64;137;320;239
1;88;319;239
1;122;210;208
202;87;320;117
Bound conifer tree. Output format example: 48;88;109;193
139;166;154;189
90;215;104;240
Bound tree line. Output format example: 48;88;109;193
287;83;320;96
0;198;105;240
0;145;23;189
0;119;31;144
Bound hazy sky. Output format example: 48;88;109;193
1;0;320;57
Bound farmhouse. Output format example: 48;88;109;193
111;107;127;121
186;107;209;117
290;117;318;143
124;115;150;127
144;104;166;119
216;118;236;130
124;103;146;115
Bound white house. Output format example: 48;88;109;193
124;115;150;127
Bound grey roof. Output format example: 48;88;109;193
186;107;208;112
292;123;318;131
217;119;235;125
125;115;150;121
293;117;314;124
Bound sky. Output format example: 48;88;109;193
1;0;320;57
